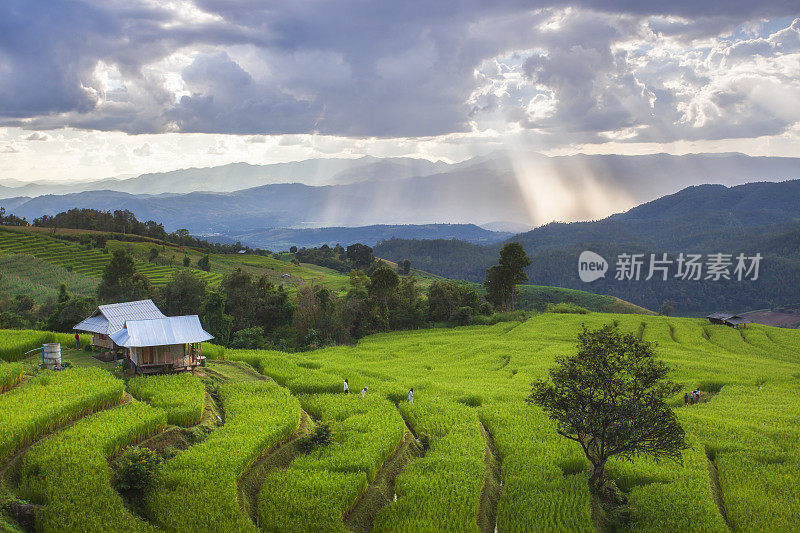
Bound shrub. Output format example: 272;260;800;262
546;302;589;314
115;447;161;492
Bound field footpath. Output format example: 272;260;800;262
344;424;425;532
478;422;502;533
237;410;313;526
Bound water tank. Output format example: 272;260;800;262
42;343;61;370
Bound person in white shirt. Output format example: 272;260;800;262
408;388;414;404
344;379;349;394
361;386;368;397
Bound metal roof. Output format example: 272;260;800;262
109;315;214;348
74;299;166;335
706;313;733;320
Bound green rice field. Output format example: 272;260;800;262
0;312;798;532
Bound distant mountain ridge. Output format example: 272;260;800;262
205;224;511;249
2;153;799;235
0;156;449;198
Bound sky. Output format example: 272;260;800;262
0;1;799;182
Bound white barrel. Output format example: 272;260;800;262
42;343;61;369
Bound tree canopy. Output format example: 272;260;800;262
529;323;687;493
484;242;531;311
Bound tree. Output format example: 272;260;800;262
183;255;190;267
658;300;675;316
199;291;233;345
57;284;71;304
198;254;211;272
289;246;298;254
346;243;374;270
529;324;687;494
401;259;411;275
159;270;207;316
97;250;153;303
483;242;531;311
47;296;97;332
148;247;159;262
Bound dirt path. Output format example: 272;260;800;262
478;423;502;533
706;453;733;531
344;426;424;533
237;410;313;526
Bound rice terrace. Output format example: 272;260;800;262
2;0;800;531
0;311;798;532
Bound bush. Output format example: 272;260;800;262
546;302;589;314
116;447;161;491
296;422;332;454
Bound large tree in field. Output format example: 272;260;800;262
529;324;687;494
483;242;531;311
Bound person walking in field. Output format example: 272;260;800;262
361;386;368;397
408;388;414;404
344;379;350;394
74;332;80;350
684;392;689;406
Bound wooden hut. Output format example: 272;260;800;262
74;299;166;351
109;315;213;374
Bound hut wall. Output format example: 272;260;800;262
92;333;113;349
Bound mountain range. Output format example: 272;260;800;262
2;152;799;237
374;179;800;314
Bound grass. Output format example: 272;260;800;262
127;373;206;427
0;228;219;287
0;329;92;362
146;380;301;532
0;367;124;463
18;401;167;533
258;394;405;532
0;311;799;530
0;363;23;393
0;254;99;303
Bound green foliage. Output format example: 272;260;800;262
0;362;23;393
0;228;220;289
0;328;91;361
546;302;589;314
115;447;161;492
530;324;687;491
0;367;124;463
0;254;98;304
97;249;153;303
258;394;405;531
484;242;531;311
296;422;332;454
147;381;300;532
157;269;207;316
198;254;211;272
127;373;205;427
18;402;166;532
374;398;485;532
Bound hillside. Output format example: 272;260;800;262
208;224;510;250
1;313;799;531
375;180;800;315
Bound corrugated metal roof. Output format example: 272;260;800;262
110;315;213;347
74;299;166;335
73;314;109;334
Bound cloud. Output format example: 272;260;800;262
133;143;153;156
206;140;228;154
24;132;50;141
0;143;20;154
0;0;797;146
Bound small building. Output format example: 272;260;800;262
109;315;213;375
74;299;167;351
706;313;749;328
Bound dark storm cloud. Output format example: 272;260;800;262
0;0;798;140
